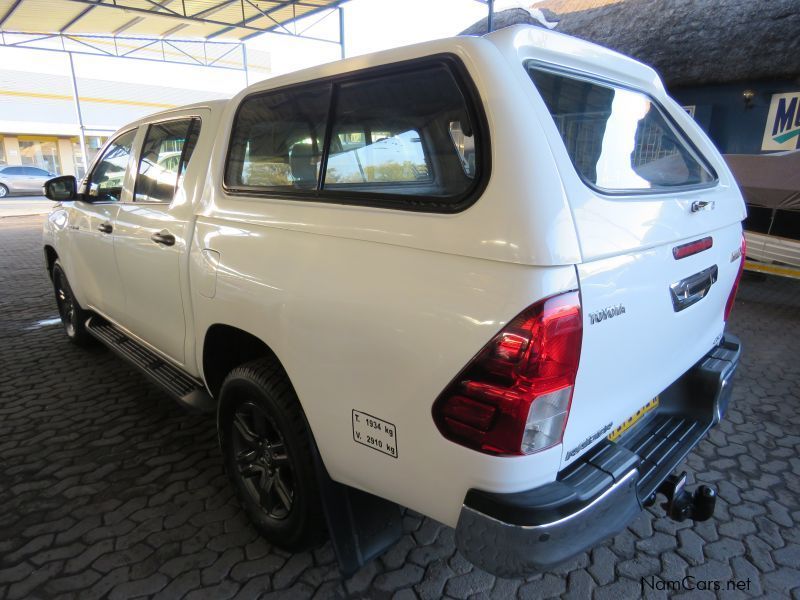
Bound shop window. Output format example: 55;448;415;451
18;137;60;175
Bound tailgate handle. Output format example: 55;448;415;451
670;265;718;312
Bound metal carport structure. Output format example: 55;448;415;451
0;0;500;174
0;0;350;171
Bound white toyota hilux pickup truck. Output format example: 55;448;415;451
42;25;745;577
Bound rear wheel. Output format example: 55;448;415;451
218;358;325;551
52;260;92;346
0;184;8;198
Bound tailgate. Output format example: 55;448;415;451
562;221;744;467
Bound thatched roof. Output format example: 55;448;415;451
461;1;800;87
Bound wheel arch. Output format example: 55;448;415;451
44;245;58;280
202;323;289;400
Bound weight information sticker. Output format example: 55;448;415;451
352;410;398;458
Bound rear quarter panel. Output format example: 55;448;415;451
190;216;578;526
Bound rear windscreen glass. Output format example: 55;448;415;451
526;65;716;193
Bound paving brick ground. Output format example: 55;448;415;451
1;214;798;599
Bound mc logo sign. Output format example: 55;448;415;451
762;91;800;151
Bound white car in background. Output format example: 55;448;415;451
0;165;55;197
42;25;745;576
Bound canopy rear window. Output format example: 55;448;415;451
526;64;716;193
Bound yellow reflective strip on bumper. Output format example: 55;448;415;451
608;396;660;442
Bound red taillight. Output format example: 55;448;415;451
432;292;583;456
724;234;746;321
673;236;713;260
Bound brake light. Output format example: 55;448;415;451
432;292;582;456
673;236;713;260
724;234;746;321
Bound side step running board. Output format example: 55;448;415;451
86;316;215;413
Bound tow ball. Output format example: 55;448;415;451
652;471;717;522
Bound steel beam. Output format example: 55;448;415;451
50;0;290;37
338;6;344;59
209;0;347;42
0;31;246;71
0;0;24;29
67;52;89;178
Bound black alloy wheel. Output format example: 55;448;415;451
51;260;92;345
232;401;295;520
219;358;325;550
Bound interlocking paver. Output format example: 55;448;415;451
1;215;798;599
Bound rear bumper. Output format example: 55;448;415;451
455;334;741;577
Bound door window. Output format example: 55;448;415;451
88;129;137;202
134;119;200;203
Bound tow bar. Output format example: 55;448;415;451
656;471;717;522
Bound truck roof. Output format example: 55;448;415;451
233;24;662;105
117;25;660;137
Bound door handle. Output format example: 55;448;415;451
97;223;113;234
670;265;718;312
150;230;176;247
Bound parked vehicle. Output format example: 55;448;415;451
0;165;55;197
42;24;745;577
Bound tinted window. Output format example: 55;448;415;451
226;84;330;191
326;129;430;185
25;167;50;176
88;129;136;202
3;167;25;175
323;65;478;198
135;118;200;203
527;66;715;192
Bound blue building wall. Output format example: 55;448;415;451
671;79;800;154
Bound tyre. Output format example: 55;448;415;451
218;358;325;551
0;184;8;198
51;260;93;346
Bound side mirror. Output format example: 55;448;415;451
44;175;77;201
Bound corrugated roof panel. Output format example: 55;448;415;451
122;13;200;37
249;5;296;29
173;20;233;39
246;3;326;33
65;8;142;34
3;0;85;32
0;0;347;39
200;2;256;27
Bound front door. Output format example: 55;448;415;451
66;128;137;321
113;116;203;365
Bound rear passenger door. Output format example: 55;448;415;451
113;114;203;365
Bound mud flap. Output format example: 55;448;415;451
311;445;403;577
